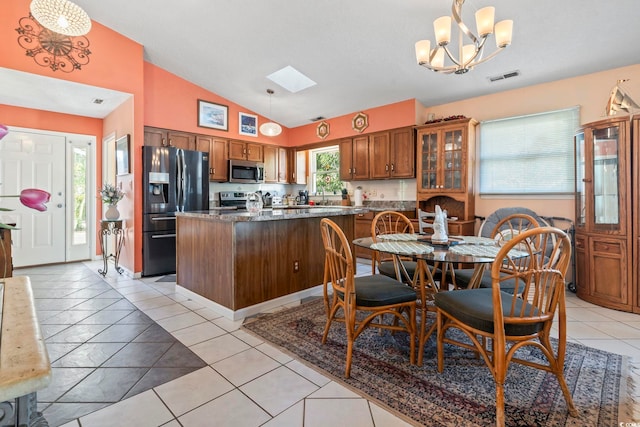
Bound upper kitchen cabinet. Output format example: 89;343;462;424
415;118;477;223
263;145;278;183
263;146;289;183
228;140;263;162
144;127;195;150
574;116;633;312
278;147;288;183
369;127;415;179
339;136;369;180
196;135;228;182
291;150;307;184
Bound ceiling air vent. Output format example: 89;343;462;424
310;116;325;122
488;70;520;83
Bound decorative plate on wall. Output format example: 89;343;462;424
352;112;369;133
317;121;330;139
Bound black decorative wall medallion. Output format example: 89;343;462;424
16;14;91;73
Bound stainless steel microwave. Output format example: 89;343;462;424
228;160;265;183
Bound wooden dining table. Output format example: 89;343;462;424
353;234;524;365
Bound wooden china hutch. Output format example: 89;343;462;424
415;118;477;236
574;115;640;313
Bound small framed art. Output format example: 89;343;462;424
197;99;228;131
352;112;369;133
115;134;130;175
317;121;330;139
239;112;258;137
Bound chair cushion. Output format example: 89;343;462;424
378;260;417;280
454;269;523;294
353;275;417;307
434;288;543;336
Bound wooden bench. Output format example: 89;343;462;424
0;276;51;427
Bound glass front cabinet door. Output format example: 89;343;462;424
574;117;632;311
416;118;475;193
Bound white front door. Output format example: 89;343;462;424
0;128;94;267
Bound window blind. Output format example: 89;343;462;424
479;107;579;195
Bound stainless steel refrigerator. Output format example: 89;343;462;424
142;146;209;276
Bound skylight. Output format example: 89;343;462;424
266;66;316;93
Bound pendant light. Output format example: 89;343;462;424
259;89;282;137
30;0;92;36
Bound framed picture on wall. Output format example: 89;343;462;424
115;134;130;175
239;112;258;137
197;99;228;131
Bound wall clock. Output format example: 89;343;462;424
352;112;369;133
317;121;330;139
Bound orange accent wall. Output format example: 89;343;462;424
144;63;290;146
0;104;102;136
1;0;145;273
287;99;417;146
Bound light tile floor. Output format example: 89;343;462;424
16;260;640;427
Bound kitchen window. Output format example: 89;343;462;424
310;146;343;195
479;107;579;195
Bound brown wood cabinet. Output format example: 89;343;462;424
278;147;288;183
289;149;307;184
144;127;195;150
340;136;369;180
176;214;355;311
0;228;12;278
263;145;278;182
263;145;289;183
634;115;640;312
416;118;477;221
196;135;228;182
228;140;263;162
369;127;415;179
574;116;634;311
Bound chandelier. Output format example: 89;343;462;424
16;13;91;73
415;0;513;74
259;89;282;137
30;0;92;36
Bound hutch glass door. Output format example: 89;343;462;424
591;126;620;226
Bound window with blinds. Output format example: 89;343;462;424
479;107;579;195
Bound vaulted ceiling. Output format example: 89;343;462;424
6;0;640;126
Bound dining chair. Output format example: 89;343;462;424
320;218;417;378
434;226;578;426
452;213;540;292
370;211;417;282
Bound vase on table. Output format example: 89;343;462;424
105;204;120;220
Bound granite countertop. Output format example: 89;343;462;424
177;206;368;222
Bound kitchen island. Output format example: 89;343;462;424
175;207;360;319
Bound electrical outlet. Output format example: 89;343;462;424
293;260;299;272
370;189;377;196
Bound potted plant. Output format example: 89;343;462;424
100;183;124;220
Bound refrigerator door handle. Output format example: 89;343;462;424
176;149;184;211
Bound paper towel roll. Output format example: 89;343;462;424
354;188;363;206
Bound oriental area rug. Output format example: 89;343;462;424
243;298;638;427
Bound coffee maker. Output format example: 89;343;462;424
298;190;309;205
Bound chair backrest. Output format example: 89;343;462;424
417;209;434;234
320;218;355;298
489;213;540;246
372;211;414;237
491;226;572;329
370;211;414;272
478;207;549;238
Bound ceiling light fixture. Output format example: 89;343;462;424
415;0;513;74
259;89;282;137
30;0;92;36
